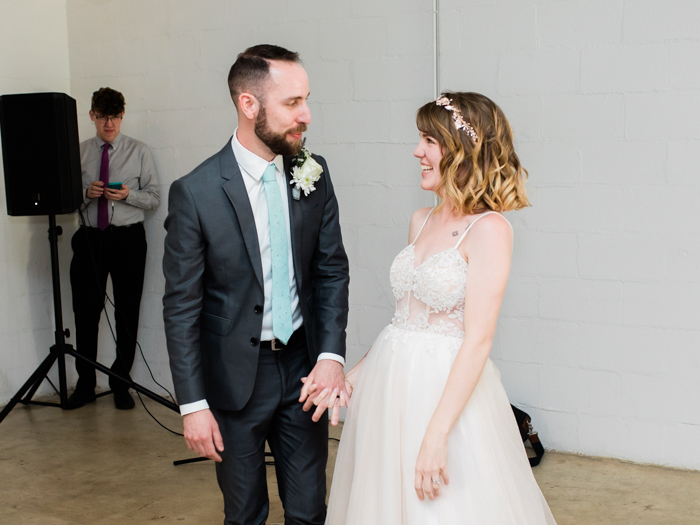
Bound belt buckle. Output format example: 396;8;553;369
270;339;281;351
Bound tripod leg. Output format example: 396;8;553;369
0;352;57;424
65;347;180;413
21;345;64;403
0;215;73;426
57;344;68;406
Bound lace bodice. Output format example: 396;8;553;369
389;210;506;339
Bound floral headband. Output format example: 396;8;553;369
435;95;479;142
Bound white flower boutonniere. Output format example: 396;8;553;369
290;139;323;200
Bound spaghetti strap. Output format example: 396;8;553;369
454;211;511;249
411;208;435;246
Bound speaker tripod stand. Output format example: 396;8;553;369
0;214;178;425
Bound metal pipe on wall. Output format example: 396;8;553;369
433;0;440;99
433;0;441;207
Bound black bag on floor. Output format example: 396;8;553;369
511;405;545;467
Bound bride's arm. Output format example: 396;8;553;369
343;206;431;397
408;207;433;244
305;346;371;413
321;207;435;410
414;214;513;501
344;348;371;394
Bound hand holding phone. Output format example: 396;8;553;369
105;182;129;201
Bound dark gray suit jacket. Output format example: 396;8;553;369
162;140;350;411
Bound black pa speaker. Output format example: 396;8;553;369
0;92;82;216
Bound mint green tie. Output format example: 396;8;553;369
262;163;294;344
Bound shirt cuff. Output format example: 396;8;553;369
317;352;345;366
179;399;209;416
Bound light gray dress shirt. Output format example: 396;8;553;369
79;133;159;226
179;130;344;416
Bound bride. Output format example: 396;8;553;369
318;92;557;524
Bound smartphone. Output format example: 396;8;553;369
107;182;123;190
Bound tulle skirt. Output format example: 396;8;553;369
326;325;557;525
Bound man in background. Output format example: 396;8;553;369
66;87;160;410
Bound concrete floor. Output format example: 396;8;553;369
1;394;699;524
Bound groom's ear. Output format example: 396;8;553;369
238;93;260;121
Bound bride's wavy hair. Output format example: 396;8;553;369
416;92;530;214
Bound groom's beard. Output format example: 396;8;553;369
255;106;306;157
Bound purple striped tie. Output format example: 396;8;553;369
97;143;110;230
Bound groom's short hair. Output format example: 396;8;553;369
228;44;301;107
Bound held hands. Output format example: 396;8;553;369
414;428;450;501
300;376;352;426
299;360;348;426
182;408;224;462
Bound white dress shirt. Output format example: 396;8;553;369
180;130;344;416
79;133;160;227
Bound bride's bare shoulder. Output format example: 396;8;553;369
408;207;433;244
464;212;514;252
410;207;433;225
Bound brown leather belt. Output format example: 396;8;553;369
260;326;305;351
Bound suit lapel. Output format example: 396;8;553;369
220;142;264;292
284;156;304;290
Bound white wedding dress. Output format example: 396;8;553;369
326;210;557;525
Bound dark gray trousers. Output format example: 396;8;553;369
212;334;328;525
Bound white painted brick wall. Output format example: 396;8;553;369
62;0;434;399
581;44;669;93
441;0;700;469
499;48;580;96
623;0;700;43
0;1;77;405
4;0;696;471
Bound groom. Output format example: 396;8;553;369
163;45;350;524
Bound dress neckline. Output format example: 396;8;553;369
407;208;508;270
404;244;468;272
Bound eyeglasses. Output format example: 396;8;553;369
94;114;123;123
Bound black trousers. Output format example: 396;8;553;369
212;329;328;525
69;223;147;393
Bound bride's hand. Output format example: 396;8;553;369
301;377;350;425
414;428;450;501
344;377;354;399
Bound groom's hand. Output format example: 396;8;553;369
299;359;347;425
183;409;224;462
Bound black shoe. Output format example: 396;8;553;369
113;390;135;410
64;389;96;410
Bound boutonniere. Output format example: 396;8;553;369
289;139;323;200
